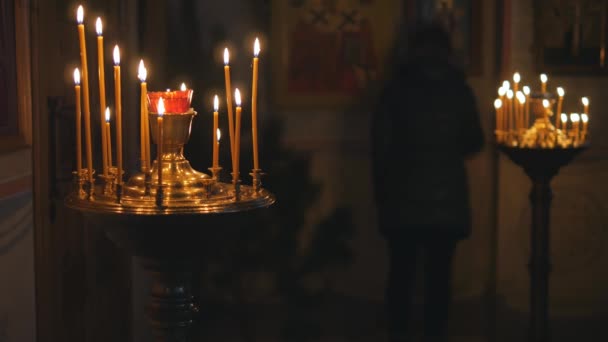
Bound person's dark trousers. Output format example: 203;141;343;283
385;229;458;342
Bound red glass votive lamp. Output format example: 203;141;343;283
148;89;193;113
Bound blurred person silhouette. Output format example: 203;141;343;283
371;22;484;342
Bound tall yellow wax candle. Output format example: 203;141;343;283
74;68;82;171
251;38;260;170
96;18;108;177
560;114;568;135
516;91;525;130
77;6;94;183
106;108;113;167
570;113;580;143
234;89;242;182
540;74;548;93
138;60;149;171
498;87;506;131
224;48;236;169
582;97;589;115
507;89;515;131
213;95;219;168
113;45;123;185
494;99;502;137
513;72;520;93
556;87;564;130
581;113;589;142
523;86;531;129
157;98;165;187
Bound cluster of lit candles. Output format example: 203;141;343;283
493;72;590;147
71;5;262;192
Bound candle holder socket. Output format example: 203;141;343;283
249;169;264;193
73;169;89;198
208;166;222;181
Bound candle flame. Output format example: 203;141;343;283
234;88;241;106
581;113;589;123
502;80;510;90
96;17;103;35
138;60;147;82
540;73;548;83
561;113;568;123
582;97;589;106
77;5;84;24
105;107;110;122
570;113;580;122
523;86;530;95
557;87;565;97
74;68;81;85
254;38;261;57
180;83;187;91
213;95;219;111
217;129;221;142
157;97;165;116
113;45;120;65
224;48;230;65
498;87;506;97
513;72;520;83
494;98;502;109
542;99;550;108
506;90;514;99
516;91;525;104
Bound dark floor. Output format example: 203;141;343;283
189;292;608;341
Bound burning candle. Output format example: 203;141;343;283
213;95;220;169
561;113;568;134
181;83;187;91
105;108;113;167
494;98;503;133
570;113;580;143
516;91;525;130
556;87;565;129
157;98;165;187
513;72;521;92
251;38;261;170
498;87;507;132
506;90;514;131
96;18;108;178
74;68;82;172
233;88;242;183
217;129;221;157
113;45;123;185
542;99;551;114
223;48;235;169
540;74;548;93
76;5;94;183
582;97;589;115
502;80;510;91
138;60;150;171
581;113;589;142
523;86;531;128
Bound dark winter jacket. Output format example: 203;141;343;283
371;57;484;239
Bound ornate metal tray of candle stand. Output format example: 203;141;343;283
65;106;275;215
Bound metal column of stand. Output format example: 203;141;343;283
498;145;587;342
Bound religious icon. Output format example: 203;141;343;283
534;0;608;73
287;0;378;95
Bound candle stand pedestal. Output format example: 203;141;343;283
65;108;274;342
66;186;274;342
498;145;587;342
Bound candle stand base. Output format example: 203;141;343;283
498;144;587;342
66;184;274;342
